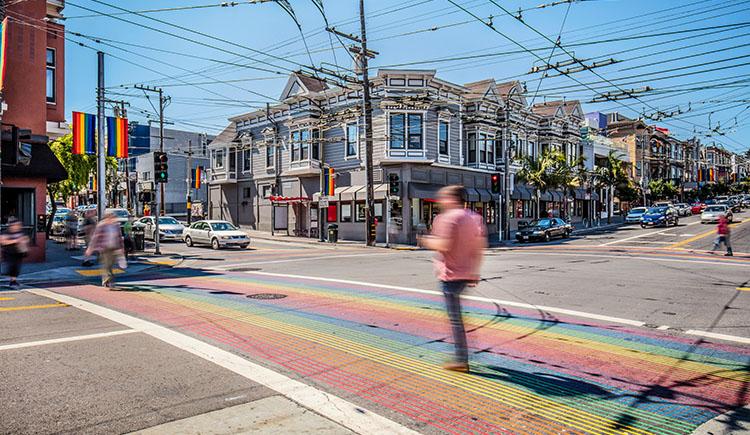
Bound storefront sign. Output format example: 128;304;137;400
319;198;329;208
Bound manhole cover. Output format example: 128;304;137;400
247;293;287;300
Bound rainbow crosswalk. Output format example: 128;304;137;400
49;270;750;434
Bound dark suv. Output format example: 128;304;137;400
516;218;572;243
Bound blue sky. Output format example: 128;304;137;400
61;0;749;153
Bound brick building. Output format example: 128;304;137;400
0;0;67;261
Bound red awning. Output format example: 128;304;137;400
269;195;311;203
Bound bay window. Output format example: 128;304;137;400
468;133;476;164
265;145;274;168
312;129;320;160
439;121;449;155
407;114;423;149
346;123;358;157
479;133;487;163
389;114;405;149
300;129;309;160
291;131;301;162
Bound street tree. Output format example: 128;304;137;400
595;150;629;224
47;134;117;236
647;179;678;201
517;149;563;220
555;154;585;221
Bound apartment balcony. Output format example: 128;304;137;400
209;168;237;184
283;159;323;177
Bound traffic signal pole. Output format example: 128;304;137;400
96;52;106;222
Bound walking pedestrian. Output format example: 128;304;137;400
85;212;126;288
712;214;733;256
419;185;487;373
64;210;78;250
1;218;29;288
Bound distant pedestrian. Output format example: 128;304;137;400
1;218;29;288
64;210;78;250
419;185;487;373
712;215;733;256
85;212;125;288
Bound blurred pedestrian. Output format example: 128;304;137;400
712;215;733;256
85;212;125;288
419;185;487;373
64;210;78;250
1;218;29;288
82;210;96;248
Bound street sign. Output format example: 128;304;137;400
319;198;329;208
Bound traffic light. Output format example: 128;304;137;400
388;173;400;196
154;151;168;183
491;173;501;194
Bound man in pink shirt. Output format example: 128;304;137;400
420;185;487;372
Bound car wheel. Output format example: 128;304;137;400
239;244;249;249
564;230;571;239
544;232;551;242
674;218;679;226
641;224;647;228
211;238;221;250
185;236;193;247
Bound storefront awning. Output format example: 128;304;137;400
540;191;553;202
466;188;480;202
511;185;532;200
338;185;363;201
476;188;494;202
355;184;389;201
409;183;442;200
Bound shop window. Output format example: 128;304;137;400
340;202;353;222
374;202;383;220
355;202;366;222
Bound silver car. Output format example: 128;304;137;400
183;220;250;250
701;205;733;224
625;207;648;224
134;216;185;241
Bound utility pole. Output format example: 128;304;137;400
359;0;376;246
502;132;512;242
96;52;106;221
134;84;168;254
186;139;193;226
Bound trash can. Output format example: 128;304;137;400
133;227;145;251
327;224;338;243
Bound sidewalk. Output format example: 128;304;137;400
242;229;421;251
2;239;176;285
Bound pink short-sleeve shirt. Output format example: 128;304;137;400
431;208;486;282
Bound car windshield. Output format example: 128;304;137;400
629;208;647;214
158;217;179;225
704;199;716;205
646;207;667;214
705;206;726;212
528;219;552;228
210;222;237;231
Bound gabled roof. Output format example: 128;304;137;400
280;72;329;101
463;79;498;101
209;123;237;147
531;100;582;118
495;80;526;105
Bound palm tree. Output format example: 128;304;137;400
517;149;564;219
555;154;586;221
595;150;628;224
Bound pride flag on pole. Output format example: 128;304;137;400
194;166;203;189
0;17;8;92
106;116;129;158
72;112;97;155
323;167;334;196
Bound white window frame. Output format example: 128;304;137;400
340;202;353;222
265;144;275;169
438;119;450;157
213;149;225;170
386;111;426;152
345;121;359;160
242;148;252;173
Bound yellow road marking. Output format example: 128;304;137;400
668;219;749;249
76;268;125;277
0;297;15;301
737;287;750;291
0;302;68;312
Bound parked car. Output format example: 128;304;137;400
625;207;648;224
104;208;131;225
183;220;250;249
690;202;706;214
701;205;733;224
50;214;67;236
673;203;692;217
640;206;679;228
515;218;572;243
719;200;741;213
715;196;729;203
134;216;185;241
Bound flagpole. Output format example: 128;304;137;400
96;52;106;220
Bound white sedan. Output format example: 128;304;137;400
134;216;185;241
183;220;250;250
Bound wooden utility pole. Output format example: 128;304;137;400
359;0;376;246
96;52;106;221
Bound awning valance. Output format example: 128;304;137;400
409;183;442;200
270;195;311;203
476;188;494;202
466;188;480;202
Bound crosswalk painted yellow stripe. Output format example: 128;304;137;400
0;302;68;312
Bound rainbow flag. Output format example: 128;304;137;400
72;112;97;155
194;166;203;189
323;167;335;196
106;116;129;158
0;18;8;92
88;175;96;191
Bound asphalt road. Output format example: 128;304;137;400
3;210;750;434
